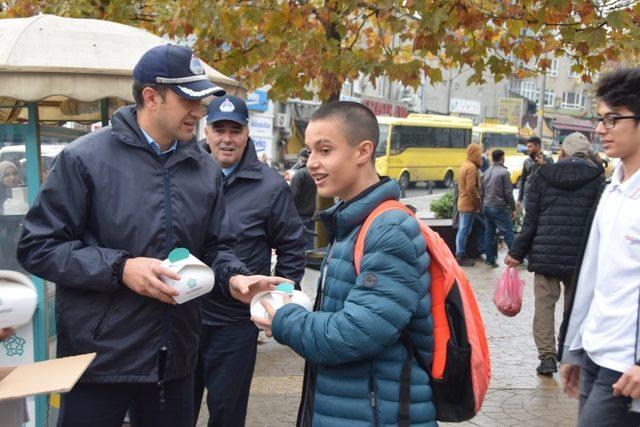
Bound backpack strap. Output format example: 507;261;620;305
354;199;423;426
354;199;412;275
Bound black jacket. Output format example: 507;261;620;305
508;158;604;277
17;106;249;383
201;139;306;324
289;166;316;218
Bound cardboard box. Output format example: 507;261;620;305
0;353;95;401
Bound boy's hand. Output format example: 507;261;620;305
229;275;290;304
613;366;640;398
251;295;292;337
560;364;580;399
252;300;276;337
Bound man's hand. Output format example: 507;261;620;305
613;365;640;398
0;327;14;340
510;210;517;221
504;254;520;267
122;257;180;305
229;275;290;304
560;364;580;399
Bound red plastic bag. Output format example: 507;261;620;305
493;267;525;317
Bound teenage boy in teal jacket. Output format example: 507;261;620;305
253;101;436;426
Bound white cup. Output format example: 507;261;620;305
250;289;312;329
160;248;215;304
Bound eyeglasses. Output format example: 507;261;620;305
592;115;640;129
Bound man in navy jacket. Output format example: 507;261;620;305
17;45;283;427
194;95;305;426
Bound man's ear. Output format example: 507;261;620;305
141;87;160;110
356;140;375;165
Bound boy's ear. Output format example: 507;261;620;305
356;140;375;165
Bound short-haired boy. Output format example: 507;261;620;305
253;101;436;425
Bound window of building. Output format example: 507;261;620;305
544;90;555;108
562;92;583;110
568;64;580;78
520;81;538;102
546;59;558;77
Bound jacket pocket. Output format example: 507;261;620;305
91;292;119;340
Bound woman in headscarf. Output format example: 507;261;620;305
0;161;22;214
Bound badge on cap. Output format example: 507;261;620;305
189;54;204;75
219;98;235;112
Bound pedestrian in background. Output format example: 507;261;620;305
253;101;436;426
455;143;485;266
290;148;317;251
196;95;306;427
17;45;284;427
506;131;604;376
559;67;640;426
480;147;491;173
517;136;554;210
291;147;309;171
481;149;515;268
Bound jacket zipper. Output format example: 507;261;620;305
159;164;173;390
369;372;379;426
316;243;335;310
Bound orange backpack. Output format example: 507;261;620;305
354;200;490;423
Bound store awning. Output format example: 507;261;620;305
551;116;595;133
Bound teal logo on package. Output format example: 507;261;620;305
3;333;25;357
187;278;197;289
168;247;190;263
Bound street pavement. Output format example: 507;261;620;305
197;192;578;426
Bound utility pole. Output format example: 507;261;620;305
537;71;546;140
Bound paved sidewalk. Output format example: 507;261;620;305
196;244;578;426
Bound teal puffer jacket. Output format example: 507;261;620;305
272;179;436;426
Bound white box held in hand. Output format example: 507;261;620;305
250;283;313;330
0;271;37;329
160;248;215;304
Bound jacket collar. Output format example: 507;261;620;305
111;105;207;166
320;177;398;241
611;163;640;200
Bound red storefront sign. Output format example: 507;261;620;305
362;99;408;118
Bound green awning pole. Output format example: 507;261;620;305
25;102;47;427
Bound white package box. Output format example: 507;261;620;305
160;248;215;304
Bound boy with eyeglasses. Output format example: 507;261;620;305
559;67;640;426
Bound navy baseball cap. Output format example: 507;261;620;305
133;45;225;100
206;95;249;126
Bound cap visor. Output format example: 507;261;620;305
171;80;226;100
206;112;248;126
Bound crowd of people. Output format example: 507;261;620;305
3;42;639;427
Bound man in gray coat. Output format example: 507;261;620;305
481;149;516;268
